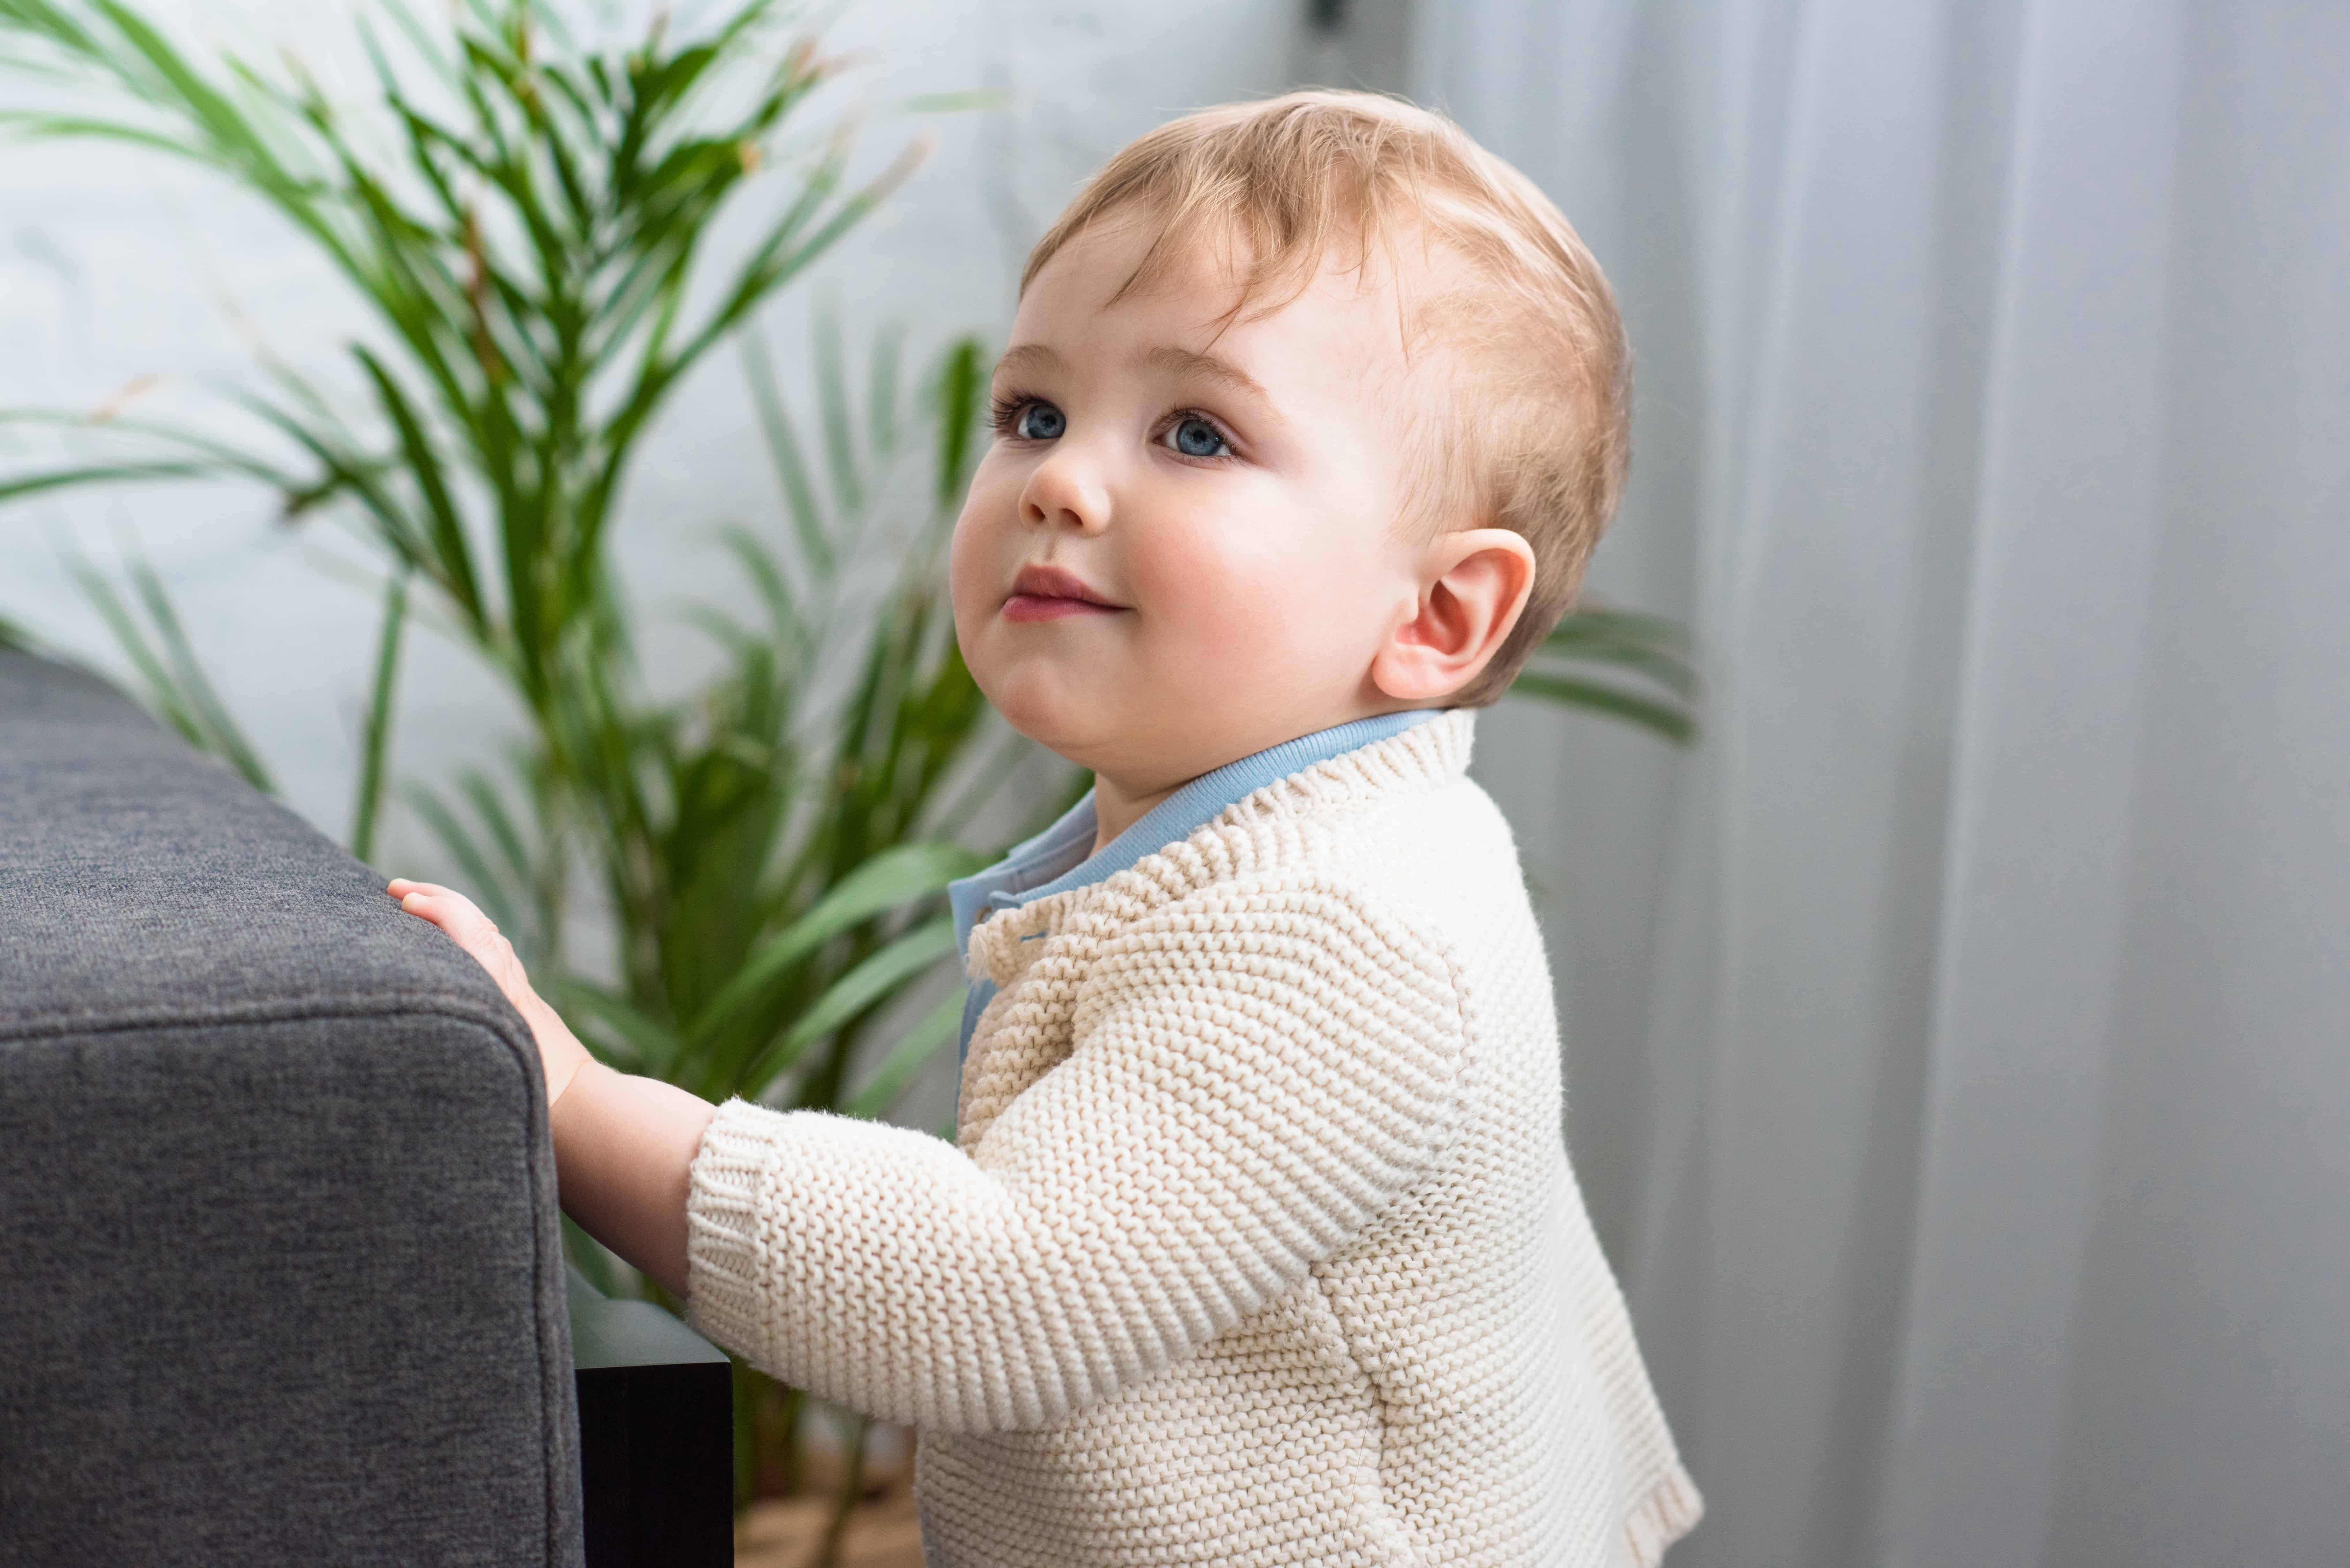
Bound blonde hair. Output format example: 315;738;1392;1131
1022;90;1629;705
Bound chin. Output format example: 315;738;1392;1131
972;660;1116;765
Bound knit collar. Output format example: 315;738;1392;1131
949;709;1450;967
948;709;1468;1061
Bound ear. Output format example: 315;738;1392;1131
1370;528;1537;704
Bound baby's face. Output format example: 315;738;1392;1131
951;214;1429;797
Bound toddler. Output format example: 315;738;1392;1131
393;90;1699;1566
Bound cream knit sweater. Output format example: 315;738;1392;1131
686;713;1701;1565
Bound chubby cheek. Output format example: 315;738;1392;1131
946;499;993;652
948;468;1023;664
947;469;1096;735
1126;522;1355;696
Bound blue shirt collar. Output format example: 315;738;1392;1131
946;709;1447;1061
950;708;1446;964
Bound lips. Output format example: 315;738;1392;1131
1004;562;1125;623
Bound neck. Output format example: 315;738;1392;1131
1089;773;1179;855
1082;700;1421;855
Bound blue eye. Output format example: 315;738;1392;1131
1166;415;1228;458
1015;401;1066;440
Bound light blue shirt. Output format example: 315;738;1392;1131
947;709;1446;1063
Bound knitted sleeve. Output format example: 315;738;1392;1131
682;875;1467;1433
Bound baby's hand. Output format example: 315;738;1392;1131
388;879;596;1107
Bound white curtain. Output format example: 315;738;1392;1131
1413;3;2350;1565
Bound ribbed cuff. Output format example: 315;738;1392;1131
682;1097;782;1363
1624;1460;1705;1566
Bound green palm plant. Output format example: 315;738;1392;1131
0;0;924;855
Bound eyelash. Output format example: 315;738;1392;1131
1157;411;1237;460
989;392;1240;461
987;393;1035;437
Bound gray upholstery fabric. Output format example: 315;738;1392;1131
0;650;583;1566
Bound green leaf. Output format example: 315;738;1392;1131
457;765;538;898
60;547;198;744
349;568;410;863
865;319;905;468
843;986;963;1120
1505;671;1697;744
404;782;526;939
0;113;198;159
685;840;985;1048
352;346;485;631
741;324;833;582
0;460;215;502
1540;607;1701;699
716;524;799;642
123;554;275;792
739;916;957;1099
814;308;863;518
561;1213;626;1299
542;974;678;1077
929;336;986;514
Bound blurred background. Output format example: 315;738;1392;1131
2;2;2345;1566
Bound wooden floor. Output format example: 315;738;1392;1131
734;1490;924;1568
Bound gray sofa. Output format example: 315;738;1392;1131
0;648;584;1564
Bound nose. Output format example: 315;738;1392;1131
1019;446;1111;536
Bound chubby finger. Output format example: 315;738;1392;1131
385;877;557;1036
387;880;467;919
392;882;512;968
388;878;473;912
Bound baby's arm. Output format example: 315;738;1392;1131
394;874;1468;1432
687;879;1469;1432
389;879;713;1297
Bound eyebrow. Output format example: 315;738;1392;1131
993;342;1277;410
992;342;1063;382
991;340;1290;440
1142;345;1274;406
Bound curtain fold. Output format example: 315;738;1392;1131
1416;4;2350;1565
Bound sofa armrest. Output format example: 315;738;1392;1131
0;650;582;1565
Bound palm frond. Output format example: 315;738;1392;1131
1510;605;1701;743
59;546;275;791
